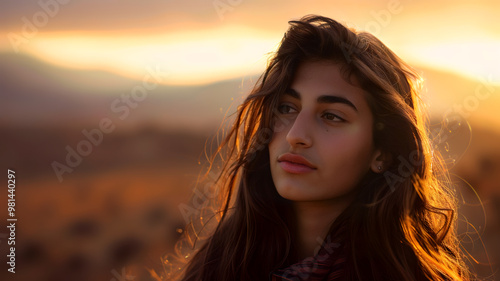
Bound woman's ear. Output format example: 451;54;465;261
370;149;392;173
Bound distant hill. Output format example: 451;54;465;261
0;52;257;132
1;52;499;131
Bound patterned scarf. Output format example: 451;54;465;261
271;234;348;281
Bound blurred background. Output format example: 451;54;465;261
0;0;499;280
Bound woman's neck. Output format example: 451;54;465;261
293;199;351;260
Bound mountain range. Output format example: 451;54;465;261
1;52;499;131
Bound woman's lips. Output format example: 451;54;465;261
277;153;317;174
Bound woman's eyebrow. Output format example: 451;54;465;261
285;88;358;112
317;95;358;112
284;88;301;99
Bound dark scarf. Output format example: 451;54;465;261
271;229;348;281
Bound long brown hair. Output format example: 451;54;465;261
169;15;471;281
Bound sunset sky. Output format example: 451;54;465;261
1;0;499;86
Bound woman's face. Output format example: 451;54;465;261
268;60;381;202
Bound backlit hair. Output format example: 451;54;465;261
165;15;471;281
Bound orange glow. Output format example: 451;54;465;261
8;26;281;86
398;39;500;86
0;2;498;87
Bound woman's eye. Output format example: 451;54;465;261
277;104;297;114
322;112;345;122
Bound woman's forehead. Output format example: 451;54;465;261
286;60;370;107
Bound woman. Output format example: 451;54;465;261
166;15;471;280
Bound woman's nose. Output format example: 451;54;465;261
285;111;313;148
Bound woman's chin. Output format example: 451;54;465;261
275;184;317;201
